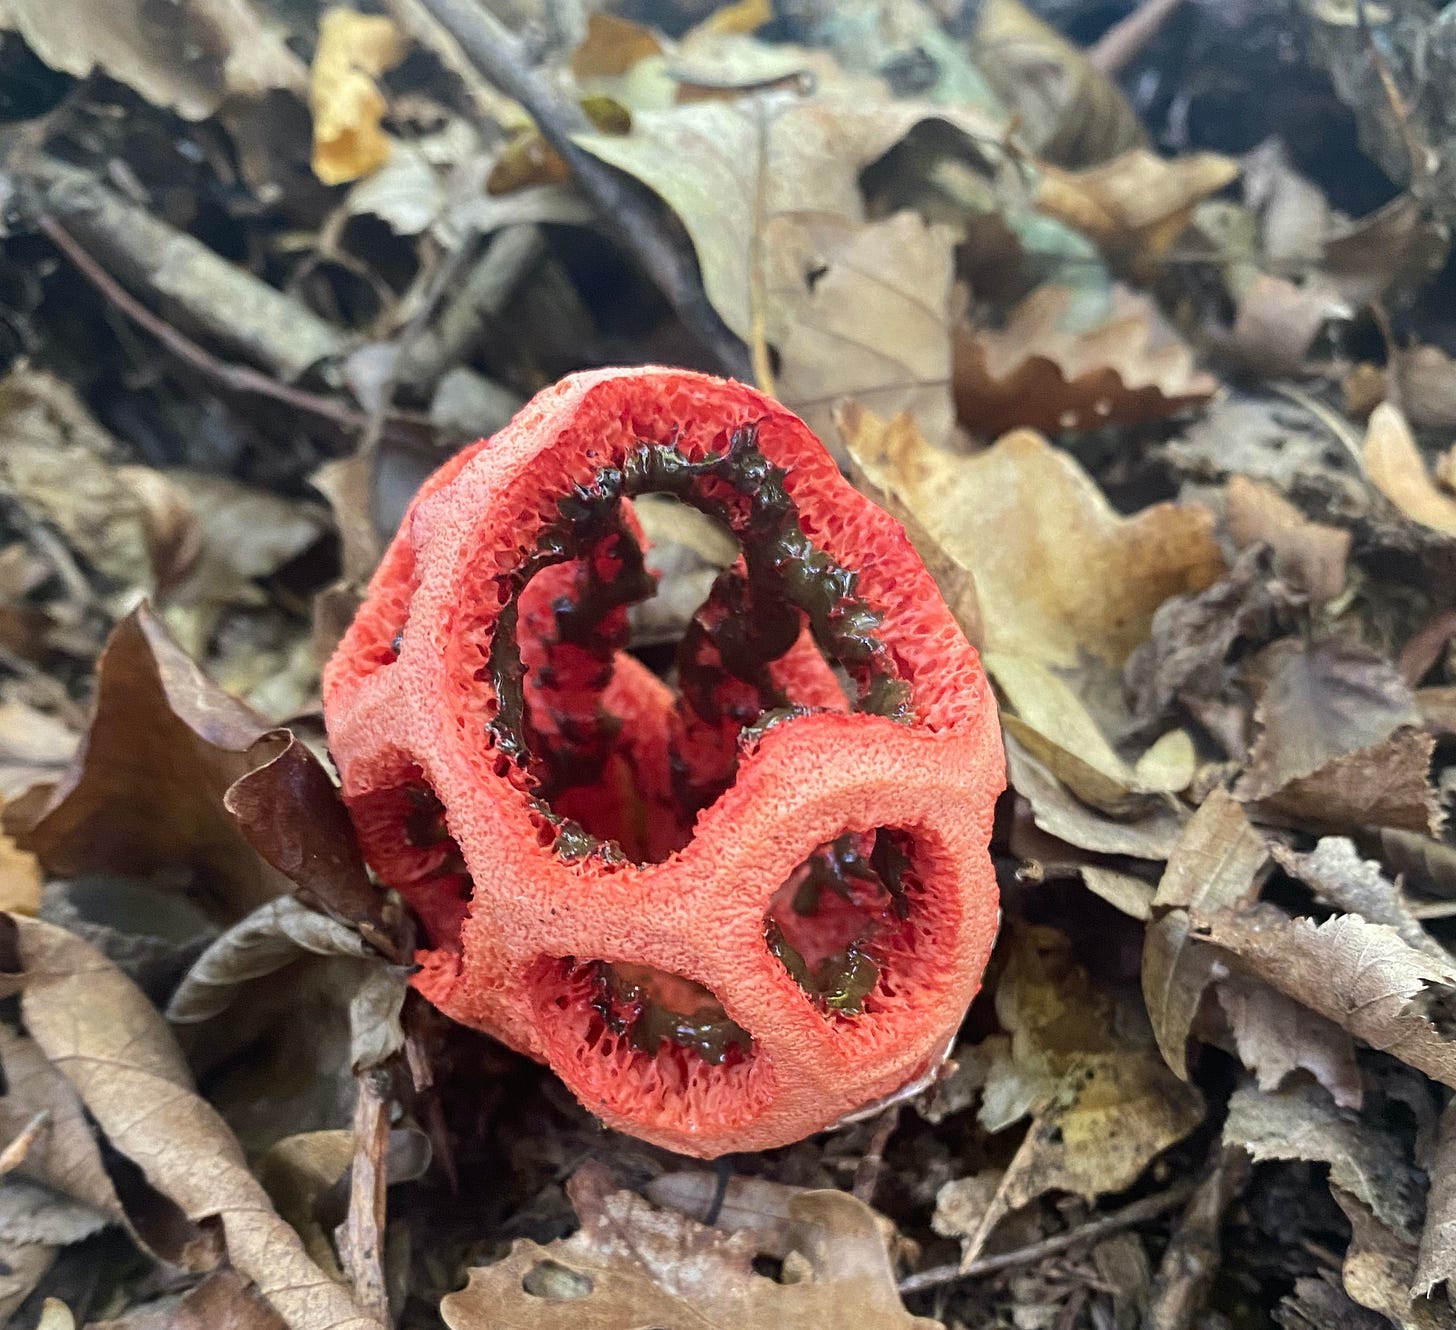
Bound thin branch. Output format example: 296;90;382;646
404;0;752;381
1088;0;1188;77
1146;1144;1251;1330
38;216;430;450
898;1179;1198;1296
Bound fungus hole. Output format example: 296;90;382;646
522;1260;593;1300
764;828;923;1018
486;428;910;867
348;765;473;951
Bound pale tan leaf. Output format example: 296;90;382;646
0;817;40;916
1226;475;1351;605
1200;906;1456;1087
1364;403;1456;538
1334;1191;1451;1330
1143;789;1267;1080
765;210;957;446
1004;735;1187;861
0;0;304;121
442;1164;937;1330
2;915;384;1330
1215;974;1363;1109
1223;1081;1422;1238
1037;149;1240;277
841;411;1224;669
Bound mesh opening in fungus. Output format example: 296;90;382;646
526;955;772;1130
765;828;927;1021
346;766;473;952
488;425;910;867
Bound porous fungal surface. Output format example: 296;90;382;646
324;367;1004;1157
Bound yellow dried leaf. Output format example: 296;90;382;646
1363;402;1456;537
310;8;405;186
841;407;1224;668
0;814;41;915
692;0;773;37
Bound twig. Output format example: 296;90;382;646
1145;1144;1251;1330
38;216;429;450
404;0;752;381
898;1179;1198;1296
1088;0;1188;77
851;1104;901;1204
338;1069;393;1325
395;224;546;394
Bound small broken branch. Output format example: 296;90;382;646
1088;0;1188;77
403;0;752;381
899;1178;1198;1295
1145;1144;1251;1330
338;1069;393;1325
22;155;342;380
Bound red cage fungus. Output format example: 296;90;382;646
323;367;1003;1157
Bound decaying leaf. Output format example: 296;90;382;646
765;210;958;446
0;816;40;915
0;0;304;121
1225;474;1351;605
576;95;1001;444
1215;974;1363;1110
988;651;1194;813
1223;1081;1423;1238
1273;837;1446;962
89;1268;288;1330
1415;1098;1456;1300
1199;905;1456;1088
970;0;1143;167
1037;148;1240;278
1335;1189;1451;1330
310;8;406;185
982;927;1204;1195
952;286;1217;437
841;411;1224;669
0;915;384;1330
1363;403;1456;539
1234;636;1425;801
1143;789;1268;1080
4;608;290;914
1004;736;1188;860
441;1163;938;1330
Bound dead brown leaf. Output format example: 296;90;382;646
1415;1098;1456;1300
1226;474;1350;605
0;0;304;121
1223;1081;1422;1238
1199;905;1456;1088
1273;837;1446;962
765;210;958;446
1;914;384;1330
1215;974;1363;1109
441;1163;938;1330
952;286;1217;438
1234;637;1424;801
1363;403;1456;539
970;0;1143;166
90;1268;288;1330
1142;789;1268;1080
5;608;290;915
841;411;1224;669
1036;148;1240;279
1252;729;1441;837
